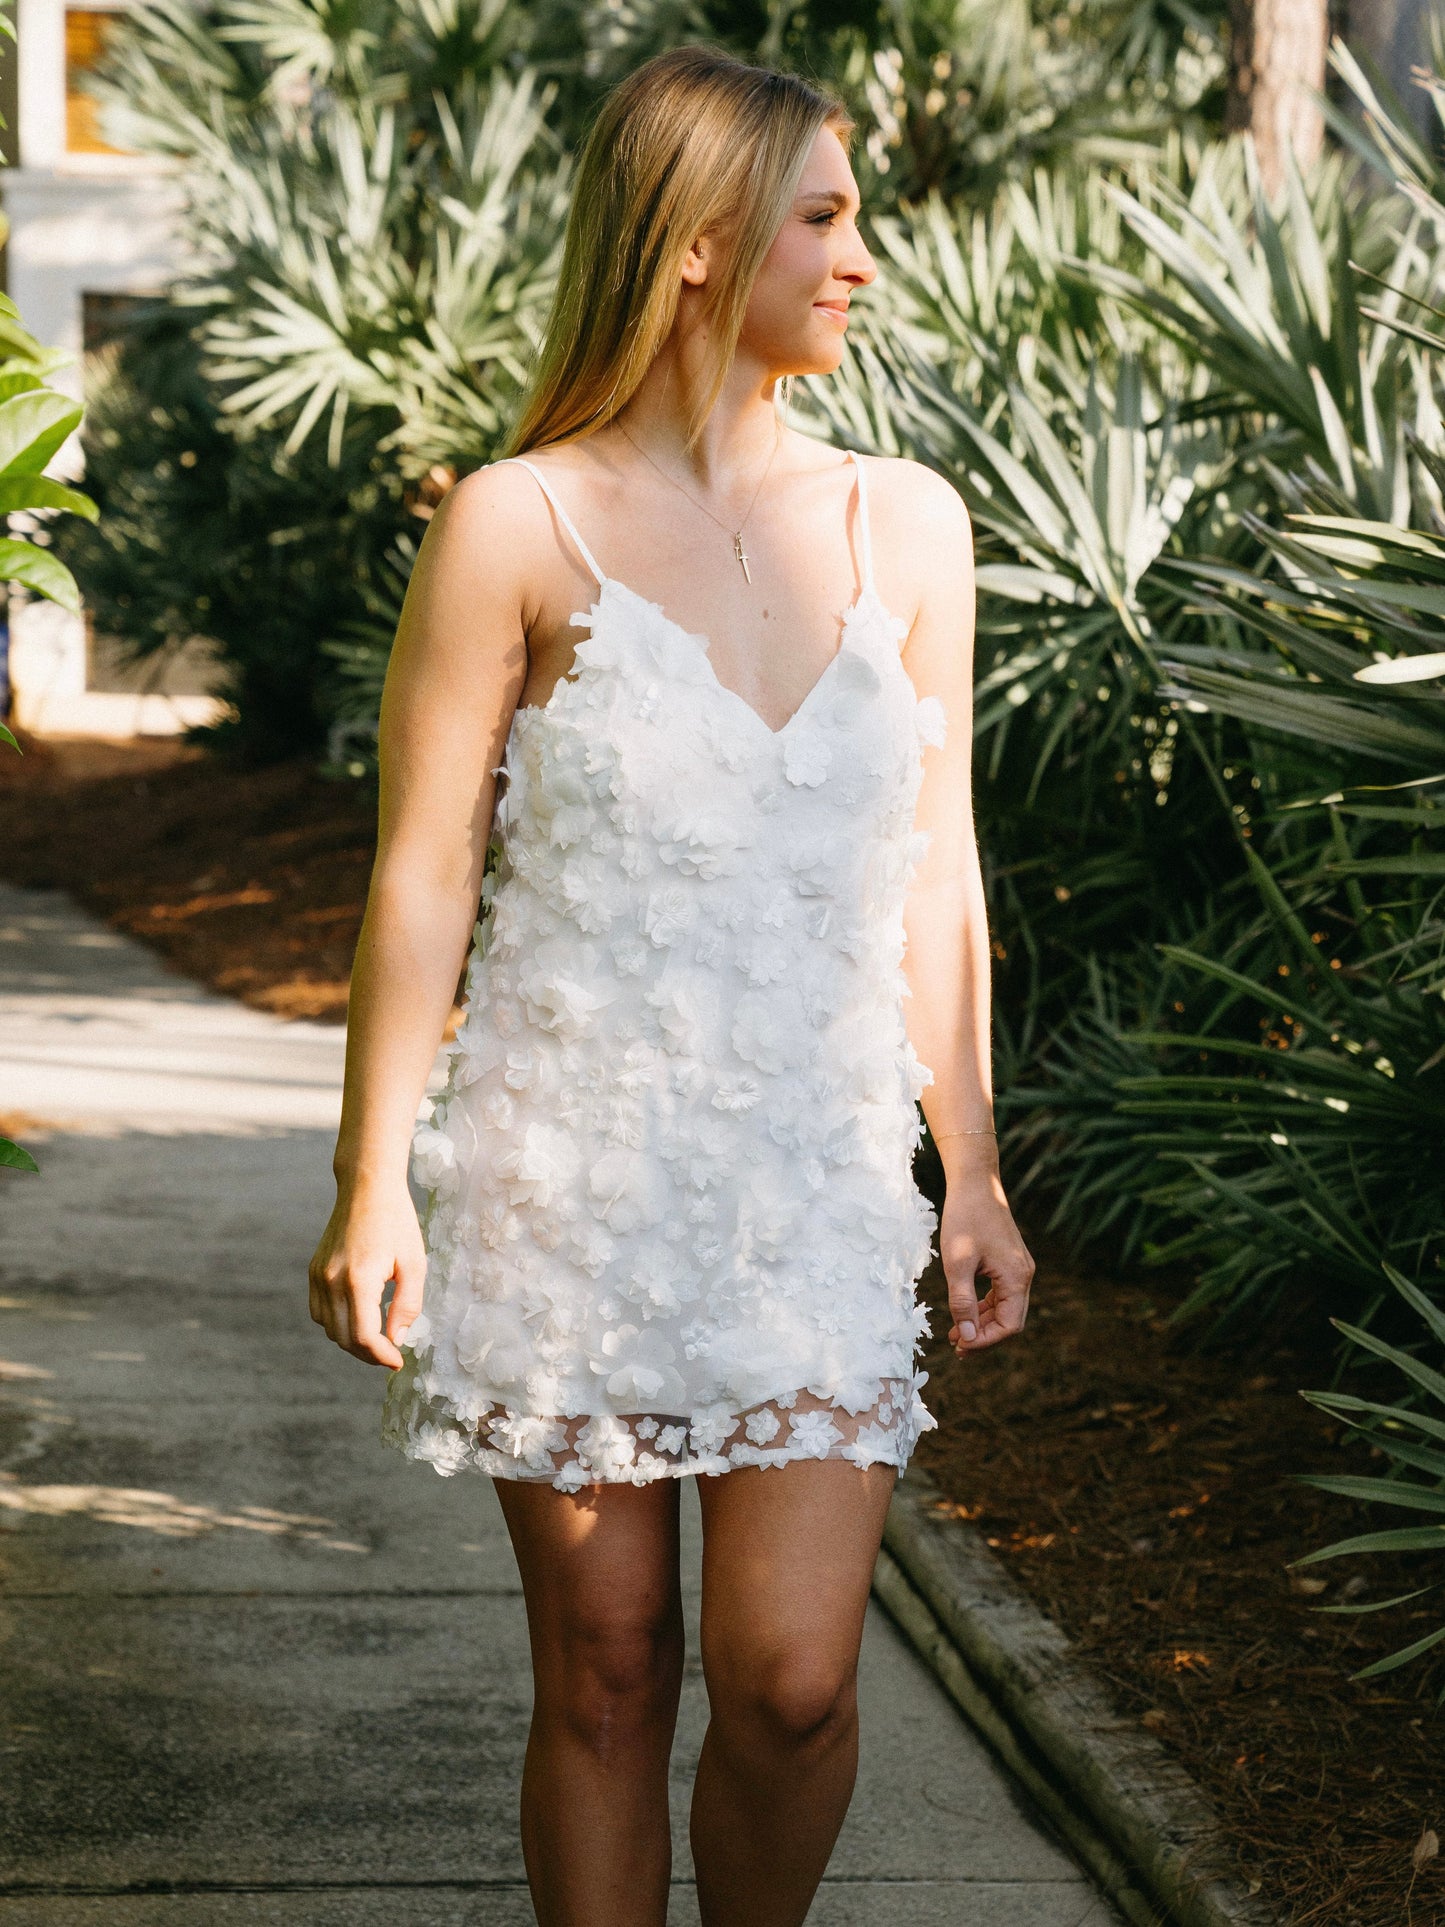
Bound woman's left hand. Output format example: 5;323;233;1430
937;1156;1035;1359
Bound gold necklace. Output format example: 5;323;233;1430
615;417;783;583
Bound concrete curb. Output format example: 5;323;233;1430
875;1466;1280;1927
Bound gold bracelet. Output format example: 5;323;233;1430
931;1126;996;1140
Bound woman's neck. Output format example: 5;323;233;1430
609;344;785;490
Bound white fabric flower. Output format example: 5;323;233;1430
642;886;694;947
575;1413;638;1479
783;733;832;787
654;802;743;879
594;1326;687;1407
843;1422;900;1469
731;990;810;1076
789;832;847;896
915;695;948;749
689;1403;740;1456
738;936;791;986
588;1148;670;1234
412;1121;458;1197
712;1075;762;1114
610;931;649;976
518;941;617;1043
556;855;616;932
488;1411;568;1472
495;1122;580;1210
788;1410;843;1457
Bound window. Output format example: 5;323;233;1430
65;9;130;155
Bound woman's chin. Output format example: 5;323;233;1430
776;346;845;382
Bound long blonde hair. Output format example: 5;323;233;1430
500;45;853;459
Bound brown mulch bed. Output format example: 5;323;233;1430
3;737;1441;1923
915;1247;1444;1926
0;734;375;1020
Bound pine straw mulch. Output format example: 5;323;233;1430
2;736;1442;1923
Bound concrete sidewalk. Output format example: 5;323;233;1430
0;883;1117;1926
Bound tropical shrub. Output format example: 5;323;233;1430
1294;1266;1445;1697
48;0;1235;753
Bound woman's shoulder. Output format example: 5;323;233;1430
854;450;970;532
434;454;584;560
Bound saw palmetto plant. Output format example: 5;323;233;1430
1294;1266;1445;1698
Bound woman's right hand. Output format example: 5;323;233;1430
308;1178;427;1369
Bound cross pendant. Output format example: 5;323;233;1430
733;532;752;584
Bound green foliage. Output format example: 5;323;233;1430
49;301;411;758
0;293;99;615
50;0;1233;753
1293;1266;1445;1697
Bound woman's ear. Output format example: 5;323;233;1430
681;234;711;287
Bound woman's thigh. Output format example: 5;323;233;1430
495;1474;685;1695
695;1461;896;1725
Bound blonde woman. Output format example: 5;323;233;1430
309;41;1034;1927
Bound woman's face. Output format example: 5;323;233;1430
735;122;876;379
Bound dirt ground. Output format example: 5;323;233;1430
0;733;373;1019
1;735;1440;1926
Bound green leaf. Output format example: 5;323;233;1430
1314;1584;1436;1615
1300;1453;1445;1504
1381;1263;1445;1350
1329;1318;1445;1410
0;538;81;611
1300;1390;1445;1449
0;1138;38;1173
1293;1524;1445;1564
0;722;18;753
1351;1621;1445;1681
0;474;98;519
0;388;83;476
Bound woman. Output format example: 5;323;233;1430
309;41;1034;1927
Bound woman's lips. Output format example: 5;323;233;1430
814;302;850;323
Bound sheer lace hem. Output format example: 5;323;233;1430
382;1373;935;1490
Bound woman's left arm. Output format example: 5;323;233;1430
892;461;1035;1359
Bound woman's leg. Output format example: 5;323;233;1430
494;1474;685;1927
688;1458;896;1927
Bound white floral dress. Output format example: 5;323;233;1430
381;448;947;1490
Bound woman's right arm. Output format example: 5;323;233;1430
308;465;535;1369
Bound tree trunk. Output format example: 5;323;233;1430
1226;0;1331;198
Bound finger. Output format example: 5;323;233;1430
309;1265;331;1330
946;1250;981;1352
348;1282;404;1369
325;1276;355;1353
386;1248;427;1348
970;1270;1032;1347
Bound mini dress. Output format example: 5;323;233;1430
381;447;947;1490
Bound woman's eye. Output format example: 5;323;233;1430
810;212;837;227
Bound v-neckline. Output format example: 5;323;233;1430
603;577;876;741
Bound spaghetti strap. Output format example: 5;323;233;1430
492;457;607;589
847;449;875;594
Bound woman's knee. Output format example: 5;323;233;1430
705;1636;858;1751
538;1598;685;1751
